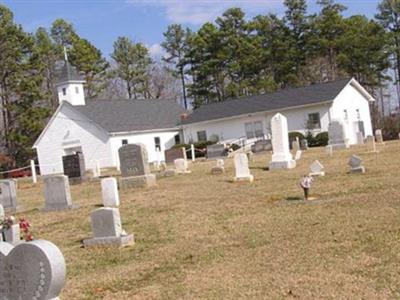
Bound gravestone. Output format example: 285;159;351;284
3;223;20;245
309;160;325;176
300;139;308;150
62;152;86;184
0;180;17;212
83;207;134;247
211;159;225;175
0;204;4;221
206;144;226;159
164;147;186;164
251;139;272;153
101;177;119;207
234;153;254;182
294;150;302;160
43;175;75;211
348;155;365;173
327;120;349;150
326;145;333;156
118;144;156;189
356;132;364;145
291;139;300;152
366;135;377;152
375;129;384;144
0;239;66;299
174;158;191;174
269;113;296;170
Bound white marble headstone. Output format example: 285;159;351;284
234;153;253;182
0;180;17;211
375;129;384;143
101;177;120;207
269;113;296;169
309;160;325;176
91;207;123;238
43;175;74;211
356;132;364;145
0;240;66;299
294;150;302;160
0;204;4;221
174;158;190;174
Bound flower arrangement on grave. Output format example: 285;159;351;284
19;218;33;241
0;216;15;230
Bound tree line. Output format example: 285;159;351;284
0;0;399;167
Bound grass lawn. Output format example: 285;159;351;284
14;141;400;299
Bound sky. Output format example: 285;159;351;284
2;0;382;59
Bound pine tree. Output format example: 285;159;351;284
111;37;152;99
162;24;190;108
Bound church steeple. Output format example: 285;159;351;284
56;48;86;106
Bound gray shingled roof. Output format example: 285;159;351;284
74;99;185;133
181;79;351;125
57;61;84;84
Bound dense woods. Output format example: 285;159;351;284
0;0;399;167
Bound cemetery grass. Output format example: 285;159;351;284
16;141;400;299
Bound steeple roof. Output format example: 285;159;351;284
57;60;84;85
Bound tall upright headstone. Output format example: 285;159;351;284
356;132;364;145
83;207;134;247
43;175;75;211
62;152;86;184
327;120;349;150
0;240;66;299
366;135;377;152
375;129;384;144
101;177;120;207
0;180;17;212
269;113;296;170
118;144;156;189
234;153;254;182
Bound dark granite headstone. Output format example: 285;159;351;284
62;153;85;184
206;144;226;159
118;144;150;177
251;139;272;153
164;147;186;164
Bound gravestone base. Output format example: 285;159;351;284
119;174;156;189
309;171;325;177
328;143;349;150
234;175;254;182
42;203;79;212
269;160;296;170
176;170;191;174
211;166;224;175
83;234;134;248
350;166;365;173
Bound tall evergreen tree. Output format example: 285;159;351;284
111;37;152;99
50;19;109;98
162;24;190;108
376;0;400;107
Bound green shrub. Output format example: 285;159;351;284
305;131;329;147
228;143;241;151
288;131;305;143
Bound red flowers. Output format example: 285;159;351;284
19;218;33;241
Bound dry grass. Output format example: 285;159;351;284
14;141;400;299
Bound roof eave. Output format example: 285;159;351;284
181;99;334;127
349;78;375;102
109;127;181;136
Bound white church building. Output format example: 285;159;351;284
181;78;374;146
34;61;185;175
34;59;375;176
